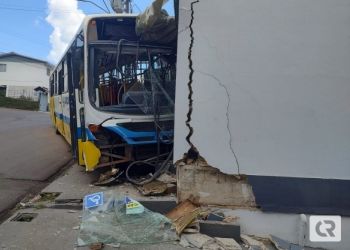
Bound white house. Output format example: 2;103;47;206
0;52;52;101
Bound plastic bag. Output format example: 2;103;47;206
77;191;177;246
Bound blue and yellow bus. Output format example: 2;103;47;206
49;14;176;171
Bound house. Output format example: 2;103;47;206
0;52;52;101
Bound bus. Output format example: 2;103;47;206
49;14;176;172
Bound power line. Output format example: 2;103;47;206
77;0;109;13
102;0;111;13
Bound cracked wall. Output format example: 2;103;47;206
175;0;350;179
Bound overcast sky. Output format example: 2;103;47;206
0;0;174;63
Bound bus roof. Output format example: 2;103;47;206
50;13;139;74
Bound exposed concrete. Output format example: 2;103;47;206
176;160;256;207
199;221;240;242
0;108;71;218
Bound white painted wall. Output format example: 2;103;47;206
0;56;49;97
6;85;40;101
220;208;350;250
175;0;350;179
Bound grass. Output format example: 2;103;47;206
0;89;39;111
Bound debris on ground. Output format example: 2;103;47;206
269;235;303;250
182;220;200;233
18;192;61;209
94;168;124;186
241;234;277;250
137;180;168;196
222;216;238;223
180;233;214;249
179;233;242;249
105;243;121;248
77;191;177;246
214;237;242;250
157;173;177;184
206;213;225;221
89;242;104;250
166;199;201;234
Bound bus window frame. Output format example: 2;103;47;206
58;64;64;95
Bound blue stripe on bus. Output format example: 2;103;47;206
104;125;173;145
76;127;96;141
55;111;96;141
54;112;70;124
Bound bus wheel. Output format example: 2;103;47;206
55;128;60;135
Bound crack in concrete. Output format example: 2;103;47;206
185;0;200;158
197;70;241;174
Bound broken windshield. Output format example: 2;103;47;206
88;41;176;115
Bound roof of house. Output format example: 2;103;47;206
34;86;48;93
0;52;52;67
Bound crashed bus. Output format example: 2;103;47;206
49;12;177;174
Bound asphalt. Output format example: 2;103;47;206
0;108;71;219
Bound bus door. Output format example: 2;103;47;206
61;59;72;144
65;51;78;160
68;36;84;162
53;68;64;135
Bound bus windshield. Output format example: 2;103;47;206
88;41;176;115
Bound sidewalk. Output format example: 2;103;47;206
0;163;316;250
0;164;187;250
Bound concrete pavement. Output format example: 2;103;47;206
0;164;185;250
0;108;71;220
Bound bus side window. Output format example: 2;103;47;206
50;76;54;96
58;65;64;95
63;60;68;93
54;71;57;95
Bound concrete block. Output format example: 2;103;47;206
199;221;240;242
139;200;177;214
177;161;256;207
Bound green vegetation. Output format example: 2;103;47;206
0;88;39;111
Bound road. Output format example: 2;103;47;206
0;108;71;220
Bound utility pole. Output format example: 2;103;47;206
111;0;132;13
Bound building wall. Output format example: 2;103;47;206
6;85;40;101
0;56;49;99
175;0;350;180
175;1;350;248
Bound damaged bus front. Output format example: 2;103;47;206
49;13;177;172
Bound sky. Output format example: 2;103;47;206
0;0;174;64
